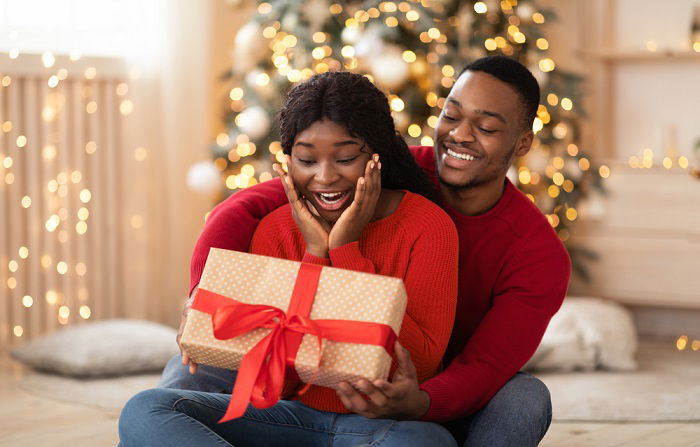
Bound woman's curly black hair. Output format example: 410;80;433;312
278;71;438;203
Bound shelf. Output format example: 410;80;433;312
583;49;700;62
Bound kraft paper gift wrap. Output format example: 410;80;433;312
180;248;407;392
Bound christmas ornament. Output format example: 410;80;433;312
238;106;271;139
187;161;221;193
370;47;409;90
233;22;268;74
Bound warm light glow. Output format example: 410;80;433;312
131;215;144;229
134;146;147;161
547;185;560;198
263;26;277;39
18;246;28;259
120;100;134;115
474;1;488;13
390;98;405;112
518;170;531;184
646;40;657;52
8;260;18;272
532;12;545;23
567;144;579;156
76;262;87;276
578;158;590;171
80;305;91;319
402;50;417;63
385;17;399;27
532;117;543;133
256;73;270;86
86;101;97;114
329;3;343;14
78;207;89;221
566;208;578;221
536;38;549;50
46;290;58;304
408;124;421;138
45;214;60;232
76;221;88;235
677;335;688;351
41;255;52;269
7;277;17;289
341;45;355;58
59;305;70;319
42;52;56;68
662;157;672;169
116;83;129;96
406;10;419;21
2;156;12;168
513;32;526;44
241;164;255;177
22;295;33;307
216;133;230;147
679;156;689;169
13;325;23;337
561;98;573;111
57;261;68;275
86;141;97;154
258;2;272;13
552;172;564;186
85;67;97;79
80;189;92;203
484;38;497;51
420;136;434;146
539;58;555;72
599;165;611;178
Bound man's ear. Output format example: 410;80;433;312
514;130;534;158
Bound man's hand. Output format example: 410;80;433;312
336;341;431;420
176;290;198;375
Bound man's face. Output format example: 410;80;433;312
434;71;533;191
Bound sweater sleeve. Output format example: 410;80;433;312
189;178;286;295
419;233;571;421
328;241;375;273
396;216;459;384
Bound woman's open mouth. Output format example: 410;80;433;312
313;191;352;211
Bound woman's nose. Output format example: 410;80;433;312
314;162;340;185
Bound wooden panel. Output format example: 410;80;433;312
570;165;700;308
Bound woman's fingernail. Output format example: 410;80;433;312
359;177;365;185
378;162;381;170
373;154;379;162
370;162;375;169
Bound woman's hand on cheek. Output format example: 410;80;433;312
328;154;381;250
274;162;331;257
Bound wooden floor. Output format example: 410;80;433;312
1;356;699;446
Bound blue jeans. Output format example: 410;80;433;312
118;355;551;446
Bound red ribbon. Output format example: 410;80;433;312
192;263;398;423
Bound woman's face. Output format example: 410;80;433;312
288;118;371;223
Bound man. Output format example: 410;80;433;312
163;56;570;446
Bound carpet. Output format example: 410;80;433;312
19;372;161;411
17;341;700;422
536;340;700;422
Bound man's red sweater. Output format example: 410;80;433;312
189;146;570;422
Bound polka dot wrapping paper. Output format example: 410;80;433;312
180;248;407;389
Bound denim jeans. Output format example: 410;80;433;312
118;355;551;446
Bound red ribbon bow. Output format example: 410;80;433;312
192;263;398;423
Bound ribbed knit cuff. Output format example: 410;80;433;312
302;251;331;265
418;383;448;422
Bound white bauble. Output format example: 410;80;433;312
187;161;221;193
238;106;271;139
516;2;535;20
370;48;410;90
355;25;384;60
302;0;331;32
233;22;267;74
341;26;361;44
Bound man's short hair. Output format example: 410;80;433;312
458;56;540;131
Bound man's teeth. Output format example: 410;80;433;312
446;148;477;161
317;192;346;203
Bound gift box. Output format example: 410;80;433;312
180;248;407;421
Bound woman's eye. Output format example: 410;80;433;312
443;114;457;122
296;158;315;165
337;156;359;164
479;127;497;134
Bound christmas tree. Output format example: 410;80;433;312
205;0;606;278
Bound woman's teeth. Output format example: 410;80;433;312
317;192;346;204
446;148;477;161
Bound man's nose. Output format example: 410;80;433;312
449;120;476;143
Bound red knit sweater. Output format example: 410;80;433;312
248;191;458;413
189;146;570;421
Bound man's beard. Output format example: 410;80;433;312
437;142;516;191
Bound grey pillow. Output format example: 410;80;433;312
10;319;180;377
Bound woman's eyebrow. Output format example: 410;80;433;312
293;140;361;148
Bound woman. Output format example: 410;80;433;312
119;72;459;447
